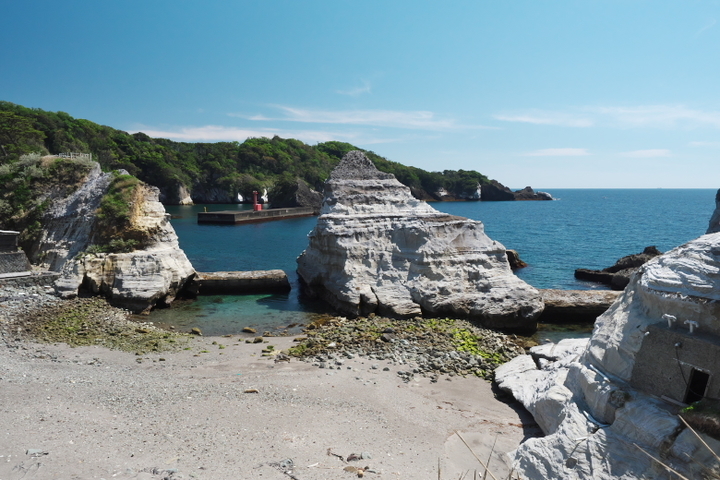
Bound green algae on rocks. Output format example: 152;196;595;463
288;315;524;381
16;296;190;354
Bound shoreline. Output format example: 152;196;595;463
0;289;541;479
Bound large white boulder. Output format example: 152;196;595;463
497;229;720;479
297;151;544;329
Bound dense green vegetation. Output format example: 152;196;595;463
91;173;144;253
0;152;95;248
0;101;490;203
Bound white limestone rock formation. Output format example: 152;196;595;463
296;151;544;329
496;230;720;479
31;163;113;271
32;164;195;313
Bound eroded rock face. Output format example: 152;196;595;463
708;188;720;234
296;151;544;330
34;165;195;313
497;231;720;479
30;164;113;270
270;178;323;212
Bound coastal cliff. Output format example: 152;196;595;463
297;151;544;330
497;220;720;478
54;179;195;313
20;160;195;312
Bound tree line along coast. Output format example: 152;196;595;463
0;101;550;212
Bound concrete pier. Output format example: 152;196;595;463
191;270;291;295
538;289;621;324
197;207;315;224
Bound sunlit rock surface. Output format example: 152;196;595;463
297;151;544;329
33;164;195;312
497;230;720;479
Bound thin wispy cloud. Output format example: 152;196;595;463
621;149;672;158
496;105;720;129
524;148;590;157
494;111;593;127
696;18;717;37
593;105;720;129
130;125;404;146
689;141;720;147
132;125;349;143
336;80;372;96
233;105;492;131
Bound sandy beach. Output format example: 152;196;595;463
0;330;539;480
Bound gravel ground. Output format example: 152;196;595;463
0;286;541;480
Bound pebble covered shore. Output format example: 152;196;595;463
0;283;536;480
1;284;190;355
2;283;528;383
290;316;527;382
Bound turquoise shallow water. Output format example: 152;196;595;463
149;189;716;335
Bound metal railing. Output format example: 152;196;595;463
52;152;93;161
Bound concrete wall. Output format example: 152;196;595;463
0;272;60;288
0;252;31;274
191;270;291;294
631;324;720;403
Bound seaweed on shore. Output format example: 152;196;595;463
11;296;191;354
288;315;524;381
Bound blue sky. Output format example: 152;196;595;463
2;0;719;188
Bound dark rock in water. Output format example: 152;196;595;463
480;181;515;201
506;249;528;269
708;188;720;234
539;289;622;323
513;186;553;201
481;181;553;201
574;246;662;290
270;177;323;213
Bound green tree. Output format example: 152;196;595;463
0;112;46;161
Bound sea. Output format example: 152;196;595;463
148;189;717;339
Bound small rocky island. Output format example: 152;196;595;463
480;180;553;201
297;151;544;330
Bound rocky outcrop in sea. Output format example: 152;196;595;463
480;181;553;201
296;151;544;330
496;225;720;478
574;246;663;290
30;163;195;313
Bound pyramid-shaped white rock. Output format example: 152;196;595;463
297;151;544;329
